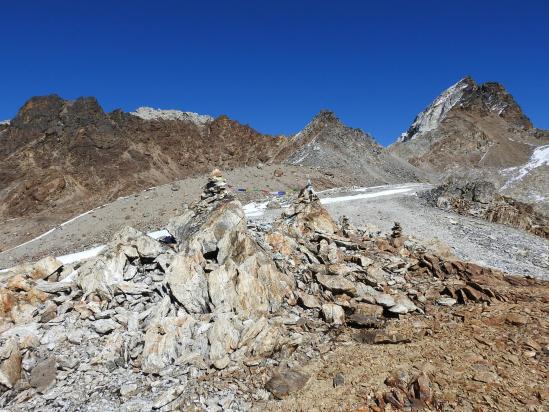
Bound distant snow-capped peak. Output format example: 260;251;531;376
0;119;10;125
398;77;475;142
130;107;214;127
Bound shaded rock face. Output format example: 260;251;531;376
426;179;549;239
1;173;547;410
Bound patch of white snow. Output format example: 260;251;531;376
501;145;549;189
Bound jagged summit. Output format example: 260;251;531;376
0;94;286;219
389;77;548;207
280;109;422;184
398;76;532;143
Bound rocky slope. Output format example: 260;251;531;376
280;111;423;183
0;173;547;411
389;77;549;208
0;97;422;227
0;95;288;220
424;179;549;240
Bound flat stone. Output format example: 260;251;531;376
347;313;383;328
355;303;384;317
265;369;310;399
437;297;457;306
388;303;409;314
30;357;57;393
375;293;396;308
505;313;528;326
93;319;119;334
316;274;356;296
298;292;321;309
354;330;411;345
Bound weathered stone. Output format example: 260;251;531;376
111;226;165;259
321;304;345;325
93;319;119;334
0;338;21;389
208;318;239;369
120;383;139;398
316;274;356;296
265;369;310;399
77;249;128;298
297;292;321;309
9;256;63;280
354;330;411;345
165;254;209;314
142;315;195;374
375;293;396;307
30;357;57;393
355;303;384;317
388;295;418;314
437;297;457;306
505;313;528;326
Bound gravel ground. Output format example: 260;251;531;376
0;165;357;267
2;176;547;280
252;186;549;280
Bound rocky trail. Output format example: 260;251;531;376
0;171;547;411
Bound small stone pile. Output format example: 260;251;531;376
198;169;229;203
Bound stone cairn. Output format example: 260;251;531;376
297;178;318;203
197;169;231;209
390;221;404;247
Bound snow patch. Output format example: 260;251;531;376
320;187;416;205
57;246;106;265
242;201;269;217
501;145;549;189
131;107;213;127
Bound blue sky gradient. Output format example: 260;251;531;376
1;0;548;145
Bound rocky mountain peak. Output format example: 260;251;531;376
310;110;342;126
398;77;476;142
398;76;532;143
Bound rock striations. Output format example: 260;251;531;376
1;172;547;410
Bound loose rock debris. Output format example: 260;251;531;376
0;171;547;411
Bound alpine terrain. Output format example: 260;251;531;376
0;83;548;412
389;76;549;210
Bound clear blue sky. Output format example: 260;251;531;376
1;0;548;145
